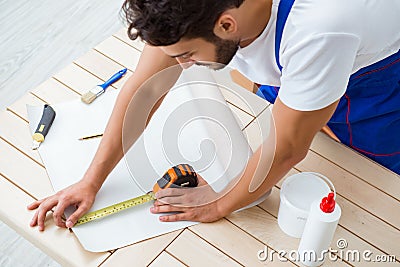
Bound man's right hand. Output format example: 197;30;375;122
27;180;98;231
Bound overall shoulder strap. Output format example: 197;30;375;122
275;0;296;71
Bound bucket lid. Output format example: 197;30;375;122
281;172;332;211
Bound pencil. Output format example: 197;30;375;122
79;134;103;140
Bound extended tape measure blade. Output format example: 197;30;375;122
75;192;155;226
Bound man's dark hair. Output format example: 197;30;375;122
122;0;244;46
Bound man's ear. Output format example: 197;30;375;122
214;13;238;39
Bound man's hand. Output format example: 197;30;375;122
150;175;226;222
27;180;97;231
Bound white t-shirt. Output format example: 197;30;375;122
228;0;400;111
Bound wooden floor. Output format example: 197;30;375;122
0;0;124;111
0;1;123;266
0;223;60;267
1;23;400;267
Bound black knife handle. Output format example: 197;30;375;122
34;104;56;141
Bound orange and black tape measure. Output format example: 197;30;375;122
152;164;198;193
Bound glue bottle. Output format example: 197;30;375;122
298;192;341;266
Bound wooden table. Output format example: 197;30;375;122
1;28;399;267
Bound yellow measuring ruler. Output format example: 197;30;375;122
75;192;155;226
74;164;199;227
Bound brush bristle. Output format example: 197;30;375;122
81;91;97;104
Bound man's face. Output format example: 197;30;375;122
161;36;239;69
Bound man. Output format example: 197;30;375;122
29;0;400;230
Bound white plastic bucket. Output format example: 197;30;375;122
277;172;335;238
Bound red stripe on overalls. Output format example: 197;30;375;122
353;58;400;80
345;93;400;157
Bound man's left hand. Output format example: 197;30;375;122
150;175;226;222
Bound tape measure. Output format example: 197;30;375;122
75;164;198;226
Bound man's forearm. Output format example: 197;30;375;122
81;45;179;191
216;136;306;216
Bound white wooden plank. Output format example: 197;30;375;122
30;78;79;104
74;49;133;90
0;175;109;267
113;28;145;52
0;111;43;165
228;103;254;130
190;219;296;266
242;106;271;152
53;63;103;95
95;36;142;71
216;72;270;117
7;93;45;121
149;252;186;267
0;139;54;199
310;132;400;200
166;230;241;267
102;231;183;267
336;194;400;261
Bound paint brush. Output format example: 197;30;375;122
81;68;127;104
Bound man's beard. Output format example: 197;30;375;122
196;36;239;70
215;37;240;66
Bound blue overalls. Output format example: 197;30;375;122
257;0;400;174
